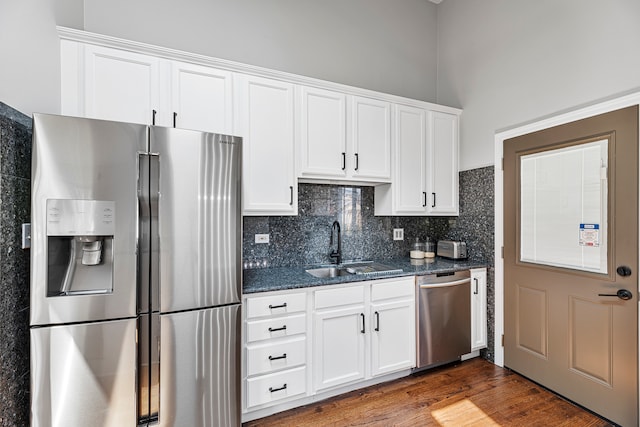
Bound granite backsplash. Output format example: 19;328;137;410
243;166;496;361
243;168;494;269
0;102;31;427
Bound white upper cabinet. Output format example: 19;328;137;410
375;106;460;216
297;86;347;178
349;96;392;182
234;74;297;216
59;30;461;217
297;88;391;183
78;43;160;125
376;104;427;215
427;111;459;215
167;61;233;134
62;41;233;134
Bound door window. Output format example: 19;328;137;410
520;139;608;274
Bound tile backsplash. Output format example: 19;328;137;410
243;184;450;268
243;167;494;269
0;102;31;427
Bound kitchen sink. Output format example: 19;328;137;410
305;266;353;278
306;261;402;278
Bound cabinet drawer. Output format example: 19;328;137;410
314;285;364;310
246;313;306;342
246;292;306;319
371;278;415;301
246;366;306;409
246;336;306;376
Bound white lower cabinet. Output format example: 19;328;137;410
246;366;307;408
246;336;306;377
313;286;367;391
242;277;416;421
313;278;415;392
370;298;416;376
243;291;308;413
470;268;488;351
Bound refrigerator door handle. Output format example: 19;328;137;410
137;153;161;313
149;154;160;313
138;153;152;314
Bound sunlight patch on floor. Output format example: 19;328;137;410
431;398;500;426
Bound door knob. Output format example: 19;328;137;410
616;266;632;277
598;289;633;300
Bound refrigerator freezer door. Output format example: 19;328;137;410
30;318;137;427
31;114;147;326
159;304;240;427
151;127;242;312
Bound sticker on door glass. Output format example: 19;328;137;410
579;223;600;247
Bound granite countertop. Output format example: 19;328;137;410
242;257;488;294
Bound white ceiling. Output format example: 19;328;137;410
429;0;443;4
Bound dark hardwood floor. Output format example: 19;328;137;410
244;358;614;426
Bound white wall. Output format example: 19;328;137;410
82;0;438;103
0;0;83;116
0;1;60;116
437;0;640;171
0;0;438;117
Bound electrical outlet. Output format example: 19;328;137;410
22;223;31;249
393;228;404;241
255;234;269;244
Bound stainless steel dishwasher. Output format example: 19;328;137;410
416;270;471;369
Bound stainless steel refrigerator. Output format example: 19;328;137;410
29;113;242;427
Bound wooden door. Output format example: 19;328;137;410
504;105;638;426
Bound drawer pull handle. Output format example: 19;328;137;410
269;303;287;310
374;311;380;332
269;383;287;393
360;313;365;334
268;325;287;333
268;353;287;361
473;278;479;295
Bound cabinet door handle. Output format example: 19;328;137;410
422;192;427;207
268;353;287;361
432;192;436;208
473;278;479;295
268;325;287;333
173;112;177;128
289;186;294;205
341;152;346;170
269;303;287;310
269;383;287;393
360;313;365;334
374;311;380;332
354;153;359;171
152;109;157;125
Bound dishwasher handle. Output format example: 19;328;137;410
419;278;471;289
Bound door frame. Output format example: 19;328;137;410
494;93;640;410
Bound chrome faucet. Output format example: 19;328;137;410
329;220;342;265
